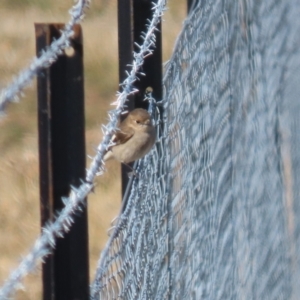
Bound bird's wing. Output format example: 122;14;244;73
104;128;135;161
111;128;135;146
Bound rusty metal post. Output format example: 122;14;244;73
35;24;89;300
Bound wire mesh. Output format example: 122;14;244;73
91;0;300;299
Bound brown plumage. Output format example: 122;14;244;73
104;108;156;164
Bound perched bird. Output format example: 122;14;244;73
104;108;156;164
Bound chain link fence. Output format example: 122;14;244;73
91;0;300;299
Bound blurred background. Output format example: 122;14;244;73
0;1;186;298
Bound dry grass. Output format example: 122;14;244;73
0;1;185;298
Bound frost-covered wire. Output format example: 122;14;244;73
0;0;90;113
0;0;167;299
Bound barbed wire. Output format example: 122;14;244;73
0;0;90;113
0;0;167;298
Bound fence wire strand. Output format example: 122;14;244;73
0;0;90;113
90;0;300;299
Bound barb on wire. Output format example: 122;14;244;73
0;0;90;113
0;0;167;299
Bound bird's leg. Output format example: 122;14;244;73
122;163;139;178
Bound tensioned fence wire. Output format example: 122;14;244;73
91;0;300;299
0;0;167;298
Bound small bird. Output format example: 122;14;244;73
104;108;156;164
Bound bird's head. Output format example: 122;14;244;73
127;108;152;129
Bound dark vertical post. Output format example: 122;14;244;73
187;0;193;13
118;0;135;196
132;0;162;109
187;0;198;13
118;0;163;196
118;0;134;97
35;24;89;300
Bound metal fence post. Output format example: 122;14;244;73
35;24;89;300
118;0;163;197
132;0;162;108
187;0;199;13
118;0;135;196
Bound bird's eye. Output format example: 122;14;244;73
136;120;141;124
